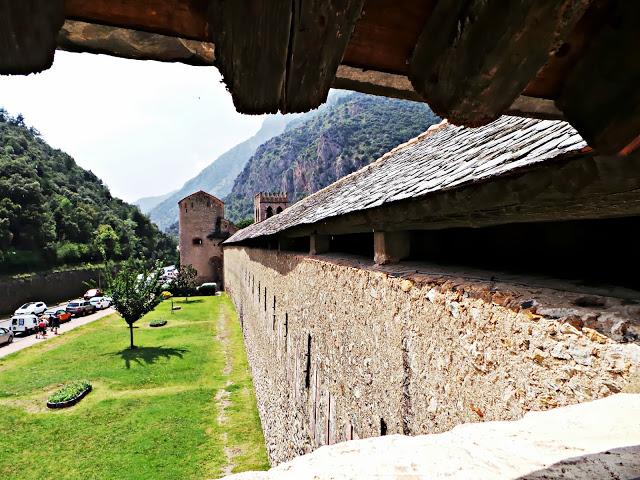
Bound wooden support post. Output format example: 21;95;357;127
374;231;410;265
0;0;65;75
556;1;640;155
408;0;589;126
310;234;330;255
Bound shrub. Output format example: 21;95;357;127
48;380;91;403
149;319;167;327
161;291;172;299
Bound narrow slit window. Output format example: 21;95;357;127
305;334;311;389
380;418;387;436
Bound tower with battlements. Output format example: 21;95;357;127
254;192;289;223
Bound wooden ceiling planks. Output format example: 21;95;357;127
64;0;209;41
556;1;640;155
342;0;435;75
0;0;65;74
408;0;591;127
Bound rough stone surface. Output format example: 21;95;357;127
223;394;640;479
224;247;640;465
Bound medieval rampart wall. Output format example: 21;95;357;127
224;246;640;465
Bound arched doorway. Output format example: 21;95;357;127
266;206;274;218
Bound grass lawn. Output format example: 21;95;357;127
0;295;268;479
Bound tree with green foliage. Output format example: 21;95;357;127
0;110;178;272
235;218;254;229
173;264;198;302
107;260;162;349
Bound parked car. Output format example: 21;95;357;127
83;288;103;300
66;300;95;317
43;308;72;324
196;282;217;295
89;296;111;310
14;301;47;316
10;314;39;335
0;327;14;344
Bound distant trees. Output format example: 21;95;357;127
108;260;162;349
235;218;254;229
0;111;178;272
173;264;198;301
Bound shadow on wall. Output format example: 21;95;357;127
113;346;189;369
516;445;640;479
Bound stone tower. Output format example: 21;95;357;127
178;190;237;285
254;192;289;223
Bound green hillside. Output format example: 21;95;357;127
0;110;176;272
224;93;439;223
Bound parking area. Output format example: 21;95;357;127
0;306;114;359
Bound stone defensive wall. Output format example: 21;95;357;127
224;246;640;465
0;266;104;315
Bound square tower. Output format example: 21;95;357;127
254;192;289;223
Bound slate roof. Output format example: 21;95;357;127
225;116;587;244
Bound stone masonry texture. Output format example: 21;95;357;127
224;246;640;465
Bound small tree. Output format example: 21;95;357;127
108;260;161;349
173;264;198;302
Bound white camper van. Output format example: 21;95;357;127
10;314;39;335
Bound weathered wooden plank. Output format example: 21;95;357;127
58;20;215;66
64;0;209;41
408;0;590;126
207;0;291;114
0;0;64;74
282;0;365;112
556;1;640;155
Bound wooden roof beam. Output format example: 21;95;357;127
408;0;590;127
63;0;209;42
556;1;640;155
208;0;364;114
0;0;65;75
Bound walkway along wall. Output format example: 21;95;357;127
224;246;640;465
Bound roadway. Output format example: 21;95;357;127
0;307;115;359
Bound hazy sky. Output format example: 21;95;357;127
0;51;266;202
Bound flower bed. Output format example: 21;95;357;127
47;380;92;409
149;319;167;327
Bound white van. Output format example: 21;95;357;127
11;314;39;335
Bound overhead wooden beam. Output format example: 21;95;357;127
208;0;363;114
64;0;209;42
0;0;64;74
282;0;365;112
207;0;291;114
408;0;590;126
556;1;640;155
58;21;215;66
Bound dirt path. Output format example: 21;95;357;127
215;306;238;478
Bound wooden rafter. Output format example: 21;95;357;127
556;1;640;155
408;0;590;126
0;0;65;75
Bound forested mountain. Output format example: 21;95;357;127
0;109;176;272
147;114;292;230
224;93;439;223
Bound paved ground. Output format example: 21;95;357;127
0;307;115;359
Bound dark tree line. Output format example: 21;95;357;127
0;109;177;271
